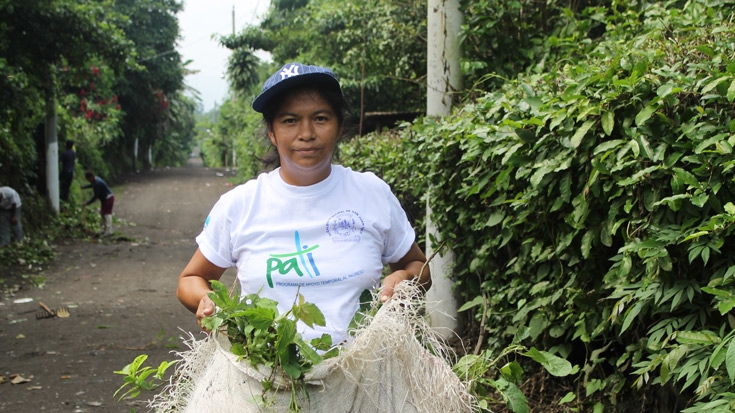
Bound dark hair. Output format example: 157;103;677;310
259;84;351;171
84;170;95;180
65;140;74;150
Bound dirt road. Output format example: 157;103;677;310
0;157;238;412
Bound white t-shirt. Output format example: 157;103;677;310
196;165;415;344
0;187;21;209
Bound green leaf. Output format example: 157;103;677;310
244;307;276;330
499;360;524;383
702;76;729;94
486;211;504;227
524;347;573;377
294;336;323;365
620;301;643;334
294;301;326;327
495;378;530;413
279;344;303;379
581;229;594;259
558;392;575;404
672;168;699;187
635;105;657;126
657;83;682;99
675;330;720;345
728;79;735;102
727;338;735;383
661;345;688;384
569;120;596;148
601;111;614;136
276;319;297;353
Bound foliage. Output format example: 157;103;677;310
203;280;336;411
111;0;189;174
370;0;735;411
0;0;194;260
221;0;426;116
114;281;336;412
454;345;575;413
326;0;735;411
0;0;131;188
114;354;177;401
458;0;608;93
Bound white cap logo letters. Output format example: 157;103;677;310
279;64;300;80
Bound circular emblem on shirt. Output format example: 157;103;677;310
326;210;364;243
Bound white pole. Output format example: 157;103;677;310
45;96;59;213
426;0;463;338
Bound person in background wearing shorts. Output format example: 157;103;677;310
0;186;24;246
82;171;115;236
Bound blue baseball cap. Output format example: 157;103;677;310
252;63;343;113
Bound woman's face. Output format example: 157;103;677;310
268;88;342;186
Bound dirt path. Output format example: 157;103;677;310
0;157;238;412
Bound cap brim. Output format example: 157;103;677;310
252;73;341;113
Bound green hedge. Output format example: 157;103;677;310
347;0;735;411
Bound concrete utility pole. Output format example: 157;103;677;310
426;0;463;338
45;96;60;213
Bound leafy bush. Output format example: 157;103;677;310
348;0;735;411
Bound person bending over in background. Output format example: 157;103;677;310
82;171;115;237
0;186;23;246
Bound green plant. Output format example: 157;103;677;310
454;345;575;413
114;354;177;400
203;280;336;411
114;280;337;412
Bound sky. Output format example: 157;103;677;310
177;0;270;112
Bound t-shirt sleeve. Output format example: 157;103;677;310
381;184;416;265
196;192;237;269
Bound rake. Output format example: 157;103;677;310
36;302;70;319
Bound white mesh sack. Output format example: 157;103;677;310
150;281;475;413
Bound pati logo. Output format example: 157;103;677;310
279;64;300;80
265;231;320;288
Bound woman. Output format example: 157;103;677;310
176;62;431;346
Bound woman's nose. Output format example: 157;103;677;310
297;121;316;140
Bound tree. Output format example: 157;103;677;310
0;0;131;209
221;0;427;119
111;0;186;172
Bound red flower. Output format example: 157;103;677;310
89;82;95;91
115;105;121;110
79;89;86;97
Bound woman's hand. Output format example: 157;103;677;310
381;271;413;302
196;294;215;330
381;242;432;302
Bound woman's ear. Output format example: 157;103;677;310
267;128;277;146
